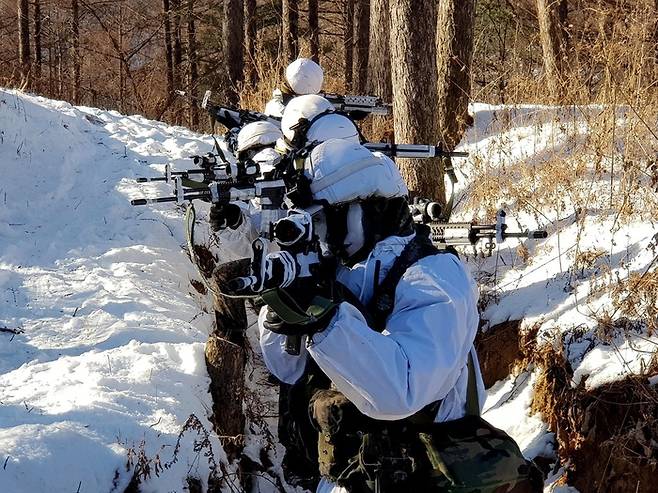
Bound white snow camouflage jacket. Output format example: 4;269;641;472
259;232;486;420
259;232;486;492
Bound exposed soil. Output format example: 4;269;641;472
475;319;524;388
476;319;658;492
531;346;658;493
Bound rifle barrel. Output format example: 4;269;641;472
136;177;167;183
131;197;177;205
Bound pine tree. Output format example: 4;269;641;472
389;0;444;202
353;0;369;93
436;0;476;151
223;0;245;105
367;0;391;101
17;0;31;87
282;0;299;62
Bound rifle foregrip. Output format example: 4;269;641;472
227;276;252;292
131;199;148;206
529;230;548;239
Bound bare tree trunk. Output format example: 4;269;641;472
119;4;125;111
34;0;42;86
537;0;569;100
187;0;199;127
172;0;183;121
18;0;31;87
343;0;354;92
282;0;299;63
163;0;175;96
71;0;81;104
48;41;53;96
367;0;391;101
223;0;244;106
308;0;319;63
352;0;369;93
436;0;475;151
172;0;183;89
245;0;257;85
390;0;444;202
57;28;64;97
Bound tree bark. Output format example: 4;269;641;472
308;0;319;63
436;0;476;151
245;0;257;85
172;0;183;121
389;0;445;202
343;0;354;92
223;0;244;106
163;0;175;97
367;0;391;102
352;0;370;94
187;0;199;127
172;0;183;89
282;0;299;63
537;0;569;100
118;4;125;111
34;0;42;85
71;0;81;104
18;0;31;87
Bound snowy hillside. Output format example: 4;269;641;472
0;90;234;492
1;91;656;493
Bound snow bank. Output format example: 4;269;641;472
0;90;230;492
457;103;658;391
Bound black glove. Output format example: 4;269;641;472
209;203;242;232
262;303;338;336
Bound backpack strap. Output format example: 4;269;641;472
368;228;451;332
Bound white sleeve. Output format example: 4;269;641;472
307;255;480;420
257;306;309;384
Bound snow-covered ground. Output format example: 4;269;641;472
1;92;656;493
0;90;235;492
458;103;657;391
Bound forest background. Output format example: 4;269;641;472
3;0;657;196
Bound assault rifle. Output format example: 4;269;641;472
230;208;548;299
135;152;260;188
422;210;548;256
319;93;391;118
228;211;330;355
199;90;281;131
187;89;392;130
363;142;468;159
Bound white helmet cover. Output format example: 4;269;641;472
251;147;281;174
281;94;334;144
306;114;360;145
304;139;408;205
236;121;283;153
286;58;324;95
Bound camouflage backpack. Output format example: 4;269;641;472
309;354;543;493
412;353;543;493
